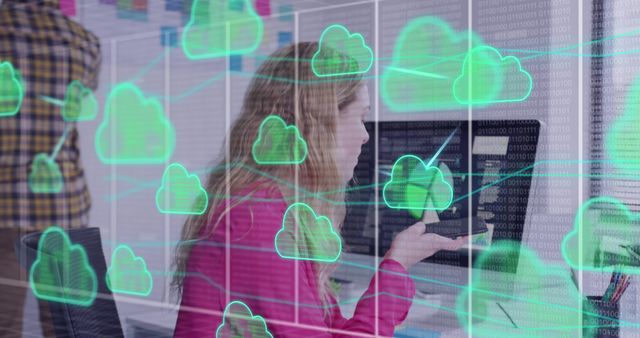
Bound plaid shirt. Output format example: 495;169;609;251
0;0;101;230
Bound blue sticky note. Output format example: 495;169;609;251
117;0;131;7
229;0;244;11
181;0;193;25
230;55;243;72
165;0;182;11
161;26;178;47
278;31;292;47
117;9;148;22
278;4;293;22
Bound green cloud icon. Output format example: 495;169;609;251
106;245;153;297
383;155;453;211
182;0;264;60
29;226;97;307
0;61;24;117
406;161;454;220
453;46;532;104
28;153;63;194
62;80;99;122
381;16;491;112
456;241;598;337
95;82;175;165
275;203;342;262
216;301;273;338
311;24;374;77
156;163;208;215
606;75;640;175
562;196;640;274
252;115;308;165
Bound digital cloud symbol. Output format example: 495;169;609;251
453;46;533;104
381;16;494;112
0;61;24;117
106;245;153;297
62;80;99;122
311;24;374;77
182;0;264;60
275;203;342;262
216;301;273;338
156;163;208;215
29;226;98;307
252;115;308;165
606;75;640;175
383;155;453;212
28;153;63;194
562;196;640;274
95;82;175;165
455;241;598;337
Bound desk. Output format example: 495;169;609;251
125;284;637;337
125;307;451;337
126;311;176;338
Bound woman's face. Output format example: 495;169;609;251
336;85;371;183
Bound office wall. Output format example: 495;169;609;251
64;0;636;331
587;0;640;325
75;0;304;326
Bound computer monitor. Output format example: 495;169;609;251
342;120;540;273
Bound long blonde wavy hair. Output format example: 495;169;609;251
173;42;364;317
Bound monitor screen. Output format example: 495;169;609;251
342;120;540;272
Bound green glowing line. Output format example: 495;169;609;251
147;270;592;330
244;23;640;63
104;159;640;204
144;56;457;103
385;66;450;79
49;124;73;161
249;52;466;63
39;95;65;107
426;125;459;167
238;71;379;84
129;52;167;83
452;163;535;203
246;23;640;62
151;70;374;102
127;25;640;106
504;48;640;58
114;240;584;319
149;73;225;103
518;26;640;60
341;261;613;326
124;240;634;329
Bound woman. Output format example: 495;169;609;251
173;42;466;337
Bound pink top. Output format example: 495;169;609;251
174;187;416;337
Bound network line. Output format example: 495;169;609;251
104;159;639;203
106;238;635;330
126;24;640;102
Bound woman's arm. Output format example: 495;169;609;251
175;199;416;337
220;235;414;337
329;259;416;337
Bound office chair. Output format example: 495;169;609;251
16;227;124;338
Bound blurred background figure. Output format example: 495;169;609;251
0;0;101;336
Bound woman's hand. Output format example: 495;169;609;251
384;222;468;270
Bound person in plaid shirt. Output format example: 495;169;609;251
0;0;101;336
